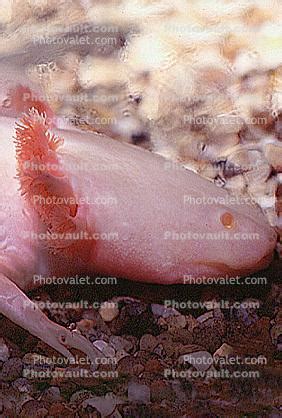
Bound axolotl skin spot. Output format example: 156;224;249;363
0;107;277;364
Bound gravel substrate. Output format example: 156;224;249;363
0;258;281;418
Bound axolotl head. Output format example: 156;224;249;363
180;185;277;279
50;127;277;284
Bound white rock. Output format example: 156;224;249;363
93;340;116;358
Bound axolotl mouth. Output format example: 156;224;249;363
189;251;275;281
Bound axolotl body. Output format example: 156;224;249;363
0;85;277;363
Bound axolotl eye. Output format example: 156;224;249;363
220;211;235;229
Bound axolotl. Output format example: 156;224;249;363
0;85;277;363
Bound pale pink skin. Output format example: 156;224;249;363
0;114;277;363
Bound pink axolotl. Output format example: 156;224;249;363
0;83;277;364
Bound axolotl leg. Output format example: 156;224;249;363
0;273;102;364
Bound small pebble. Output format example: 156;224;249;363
178;350;213;372
169;328;193;345
144;358;165;374
166;315;187;330
22;353;52;367
12;378;34;394
48;403;74;417
92;340;116;358
0;358;23;382
196;311;214;323
99;304;120;322
230;299;260;326
193;319;226;352
151;304;180;318
115;350;129;362
153;344;166;358
117;356;144;376
109;336;134;352
0;338;9;362
185;315;199;331
213;343;234;358
76;319;95;332
156;333;182;357
128;380;151;404
83;393;121;417
111;299;159;337
19;400;48;417
39;386;62;403
139;334;158;351
70;389;93;406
